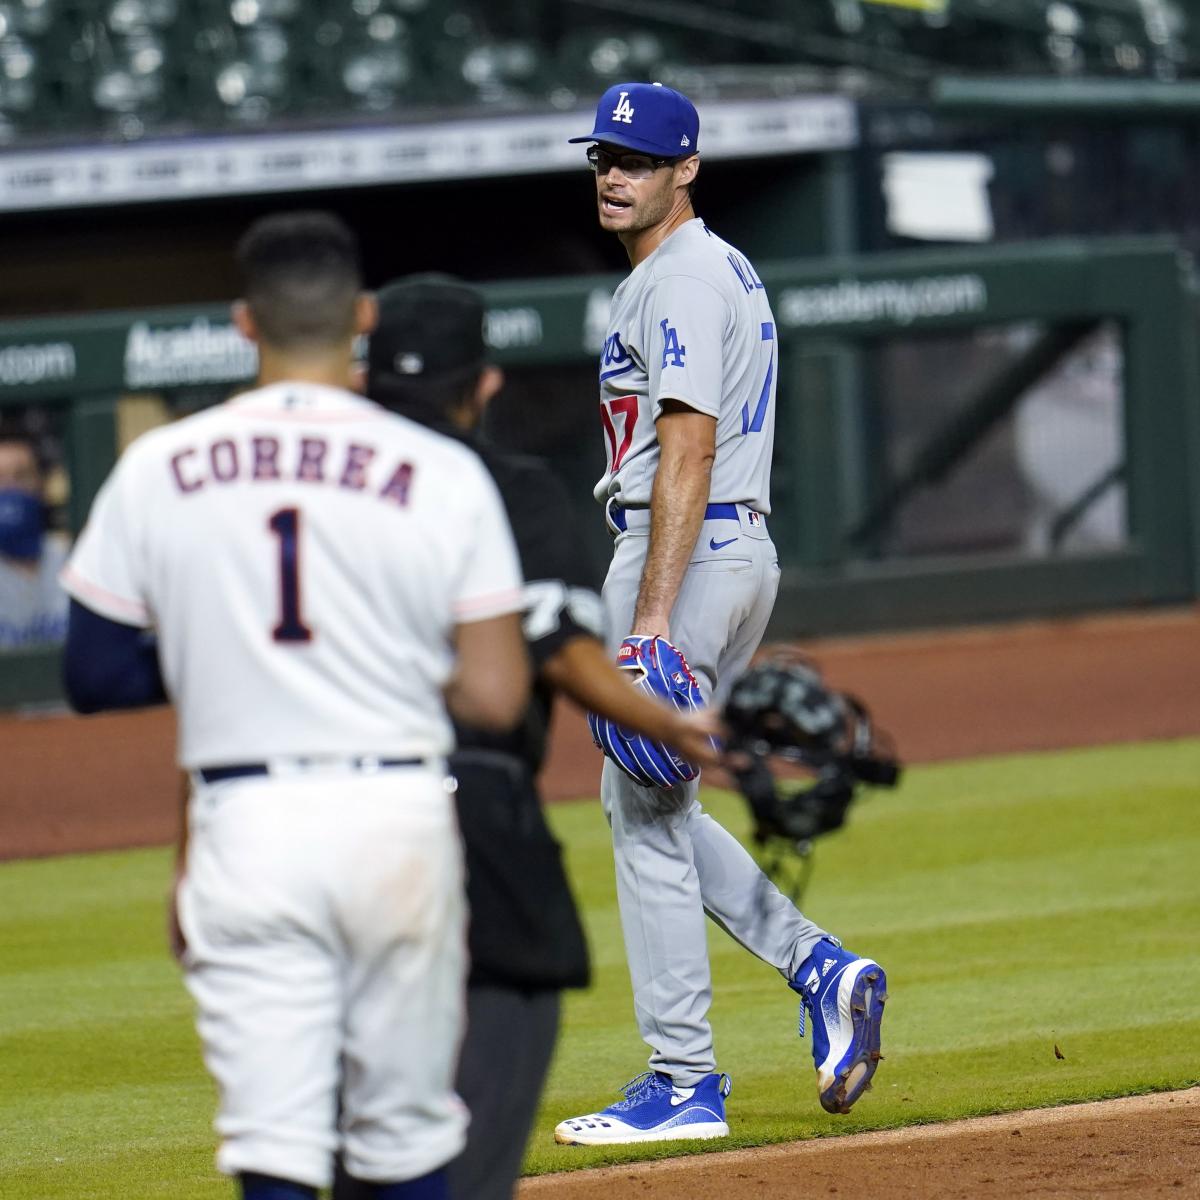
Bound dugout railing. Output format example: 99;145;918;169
1;235;1197;708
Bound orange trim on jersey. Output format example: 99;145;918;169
59;566;151;626
229;408;380;423
453;588;524;621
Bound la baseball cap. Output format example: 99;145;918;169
368;274;486;399
568;81;699;158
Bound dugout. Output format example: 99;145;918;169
1;234;1198;709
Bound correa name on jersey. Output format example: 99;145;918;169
167;430;415;506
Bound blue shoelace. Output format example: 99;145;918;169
798;988;816;1039
609;1071;673;1111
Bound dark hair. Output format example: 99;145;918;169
0;422;47;476
373;368;481;430
235;210;362;351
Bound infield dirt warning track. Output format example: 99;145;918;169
3;605;1200;1194
517;1089;1200;1199
3;604;1200;859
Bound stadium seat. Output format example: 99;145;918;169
0;0;1198;143
0;33;39;136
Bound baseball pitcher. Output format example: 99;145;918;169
61;212;529;1200
555;83;889;1145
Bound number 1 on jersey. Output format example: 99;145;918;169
268;507;313;643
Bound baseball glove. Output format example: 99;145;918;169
588;635;708;788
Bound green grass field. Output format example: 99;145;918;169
2;739;1198;1196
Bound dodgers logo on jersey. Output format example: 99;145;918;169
659;318;686;369
612;91;635;124
601;331;635;382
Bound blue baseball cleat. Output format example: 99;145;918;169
790;939;887;1114
553;1070;732;1145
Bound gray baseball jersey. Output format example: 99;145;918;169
594;217;776;512
583;221;830;1097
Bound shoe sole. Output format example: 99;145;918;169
554;1121;729;1146
819;964;887;1115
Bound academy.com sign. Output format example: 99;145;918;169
125;318;257;389
778;273;988;328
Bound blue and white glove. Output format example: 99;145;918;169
588;635;707;788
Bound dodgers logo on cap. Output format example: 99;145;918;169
568;81;699;158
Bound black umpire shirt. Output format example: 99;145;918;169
447;433;598;991
454;440;604;772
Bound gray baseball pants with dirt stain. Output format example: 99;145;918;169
599;507;831;1086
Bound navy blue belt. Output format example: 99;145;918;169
607;500;739;534
197;757;422;784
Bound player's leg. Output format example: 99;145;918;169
684;537;889;1114
554;531;730;1144
240;1175;318;1199
604;762;716;1083
675;538;831;976
597;531;719;1082
332;1166;448;1198
337;769;469;1189
446;985;560;1200
178;778;343;1191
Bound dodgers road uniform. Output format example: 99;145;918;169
61;382;524;1189
597;218;832;1083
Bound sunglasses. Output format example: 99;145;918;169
586;145;675;181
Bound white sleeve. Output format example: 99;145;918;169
452;458;524;624
59;448;153;628
646;273;731;419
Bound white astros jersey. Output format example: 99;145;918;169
595;217;777;511
62;381;523;768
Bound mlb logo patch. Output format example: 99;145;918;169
748;511;762;527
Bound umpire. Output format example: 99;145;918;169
356;276;721;1200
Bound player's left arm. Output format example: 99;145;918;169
59;445;168;713
62;598;167;713
633;404;715;640
633;272;728;640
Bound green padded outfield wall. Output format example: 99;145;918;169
1;236;1197;706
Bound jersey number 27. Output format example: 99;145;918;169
600;395;638;473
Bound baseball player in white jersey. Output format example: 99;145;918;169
60;212;530;1200
555;84;889;1144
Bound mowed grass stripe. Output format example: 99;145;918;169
526;740;1200;1172
1;739;1197;1194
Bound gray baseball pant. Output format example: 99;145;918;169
600;514;831;1086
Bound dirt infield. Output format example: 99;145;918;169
541;604;1200;800
3;605;1200;858
2;604;1199;1193
517;1089;1200;1199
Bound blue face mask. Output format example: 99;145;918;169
0;488;44;561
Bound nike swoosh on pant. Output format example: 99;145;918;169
708;536;738;551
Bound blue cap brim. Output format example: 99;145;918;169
567;129;694;157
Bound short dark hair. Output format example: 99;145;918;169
0;422;46;476
235;210;362;351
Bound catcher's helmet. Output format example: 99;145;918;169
723;656;900;845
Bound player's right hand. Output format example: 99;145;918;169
666;708;724;772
